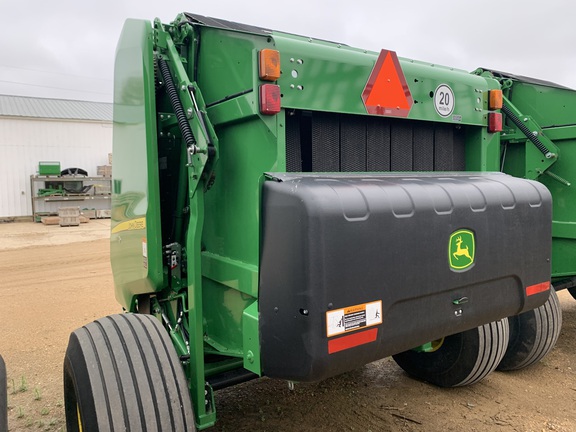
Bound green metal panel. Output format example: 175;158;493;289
199;113;279;371
542;135;576;277
464;76;501;172
111;19;164;310
193;27;258;105
464;127;501;172
503;81;576;128
273;33;489;126
190;23;282;370
242;301;260;374
186;186;217;428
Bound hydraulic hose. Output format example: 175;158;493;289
501;104;553;158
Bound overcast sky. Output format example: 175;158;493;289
1;0;574;103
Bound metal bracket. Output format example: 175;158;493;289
154;21;219;197
500;95;559;180
164;243;183;289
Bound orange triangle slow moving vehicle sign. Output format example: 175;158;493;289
362;49;413;117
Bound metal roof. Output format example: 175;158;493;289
0;94;112;121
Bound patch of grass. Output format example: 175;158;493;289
19;376;28;393
9;378;64;430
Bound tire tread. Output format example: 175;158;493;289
64;314;195;432
458;319;508;386
498;289;561;371
0;355;8;432
393;318;509;388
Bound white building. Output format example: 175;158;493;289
0;94;113;219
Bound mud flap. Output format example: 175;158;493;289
259;172;551;381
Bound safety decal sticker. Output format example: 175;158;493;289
142;238;148;269
326;300;382;337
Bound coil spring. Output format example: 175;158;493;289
501;104;550;157
157;58;196;148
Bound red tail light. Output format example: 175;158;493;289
259;84;281;115
488;112;502;133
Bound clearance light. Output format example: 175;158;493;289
488;112;502;133
489;89;503;110
259;84;281;115
259;49;281;81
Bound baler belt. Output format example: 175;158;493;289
286;111;465;173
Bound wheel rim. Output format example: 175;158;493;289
428;338;445;352
415;338;445;353
77;404;84;432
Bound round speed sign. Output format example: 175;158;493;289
434;84;455;118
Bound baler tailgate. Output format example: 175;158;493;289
259;172;551;382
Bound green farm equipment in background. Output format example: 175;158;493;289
474;69;576;290
63;13;570;430
38;161;61;177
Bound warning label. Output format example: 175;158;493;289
326;301;382;337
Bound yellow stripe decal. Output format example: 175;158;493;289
111;217;146;234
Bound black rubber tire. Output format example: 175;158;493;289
0;355;7;432
392;319;509;387
497;288;562;371
64;314;196;432
61;167;88;177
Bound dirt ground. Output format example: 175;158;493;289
1;221;576;432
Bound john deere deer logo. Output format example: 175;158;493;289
449;230;475;271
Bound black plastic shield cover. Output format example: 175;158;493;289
259;173;551;382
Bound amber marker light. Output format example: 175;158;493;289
259;49;281;81
489;89;503;110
